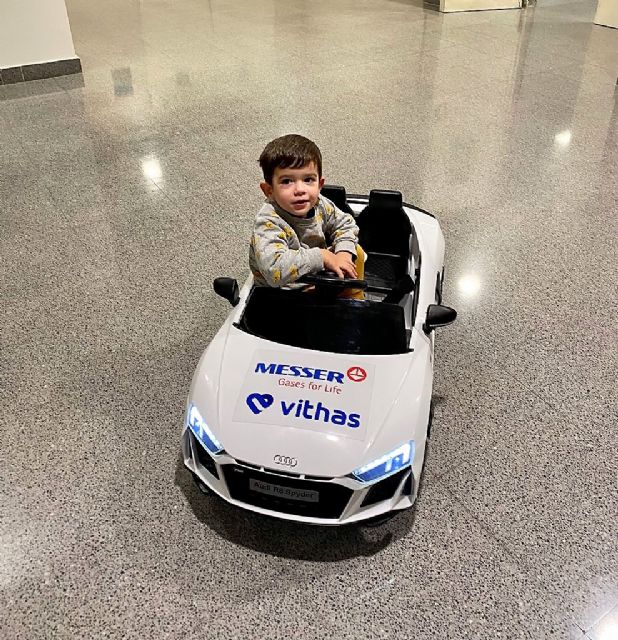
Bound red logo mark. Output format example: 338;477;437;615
346;366;367;383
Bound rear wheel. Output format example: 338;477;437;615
435;269;444;305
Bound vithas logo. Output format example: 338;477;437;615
244;393;361;429
246;393;274;415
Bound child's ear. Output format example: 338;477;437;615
260;181;273;199
318;177;325;190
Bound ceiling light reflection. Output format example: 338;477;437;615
457;274;481;298
554;130;572;147
141;156;162;181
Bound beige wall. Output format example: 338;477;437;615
594;0;618;28
440;0;521;12
0;0;76;68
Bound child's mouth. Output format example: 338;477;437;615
292;200;309;208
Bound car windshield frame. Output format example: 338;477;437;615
237;287;409;355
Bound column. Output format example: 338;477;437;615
0;0;81;84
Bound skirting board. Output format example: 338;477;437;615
440;0;521;11
0;57;82;85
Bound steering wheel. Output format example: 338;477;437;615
297;270;367;291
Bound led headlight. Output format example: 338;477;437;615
187;404;223;455
353;441;414;483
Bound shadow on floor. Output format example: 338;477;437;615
174;452;420;561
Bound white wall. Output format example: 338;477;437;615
440;0;521;11
595;0;618;28
0;0;77;68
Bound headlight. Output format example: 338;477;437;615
187;404;223;455
352;441;414;483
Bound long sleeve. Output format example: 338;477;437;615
252;217;323;287
320;198;359;256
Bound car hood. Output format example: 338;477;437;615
194;325;429;478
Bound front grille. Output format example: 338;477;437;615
222;465;352;519
235;459;334;481
361;468;409;508
260;467;301;479
192;434;219;479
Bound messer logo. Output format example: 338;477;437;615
246;393;274;415
346;366;367;382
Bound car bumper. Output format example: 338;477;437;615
182;428;417;525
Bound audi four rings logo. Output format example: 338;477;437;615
274;455;298;467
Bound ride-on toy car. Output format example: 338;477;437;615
182;187;456;525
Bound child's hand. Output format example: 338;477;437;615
321;250;357;279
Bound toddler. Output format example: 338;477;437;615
249;134;363;291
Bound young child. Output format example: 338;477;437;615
249;134;364;291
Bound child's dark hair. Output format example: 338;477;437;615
259;134;322;184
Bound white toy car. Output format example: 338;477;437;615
182;187;456;525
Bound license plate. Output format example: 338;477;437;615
249;478;319;503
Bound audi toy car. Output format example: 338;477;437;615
182;187;456;525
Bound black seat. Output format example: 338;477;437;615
357;190;412;293
321;184;355;215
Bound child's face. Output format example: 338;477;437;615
260;162;324;217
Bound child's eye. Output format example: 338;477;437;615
304;177;316;183
280;178;292;185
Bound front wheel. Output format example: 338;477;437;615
427;401;434;439
192;472;212;496
361;511;399;528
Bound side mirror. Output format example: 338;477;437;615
213;277;240;307
423;304;457;334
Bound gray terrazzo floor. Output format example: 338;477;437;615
1;0;617;638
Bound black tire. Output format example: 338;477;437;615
361;511;398;528
192;472;212;496
436;269;444;305
427;401;434;439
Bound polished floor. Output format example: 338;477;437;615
1;0;617;638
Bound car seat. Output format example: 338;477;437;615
357;190;412;294
321;184;355;216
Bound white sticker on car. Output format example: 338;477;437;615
232;349;374;441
